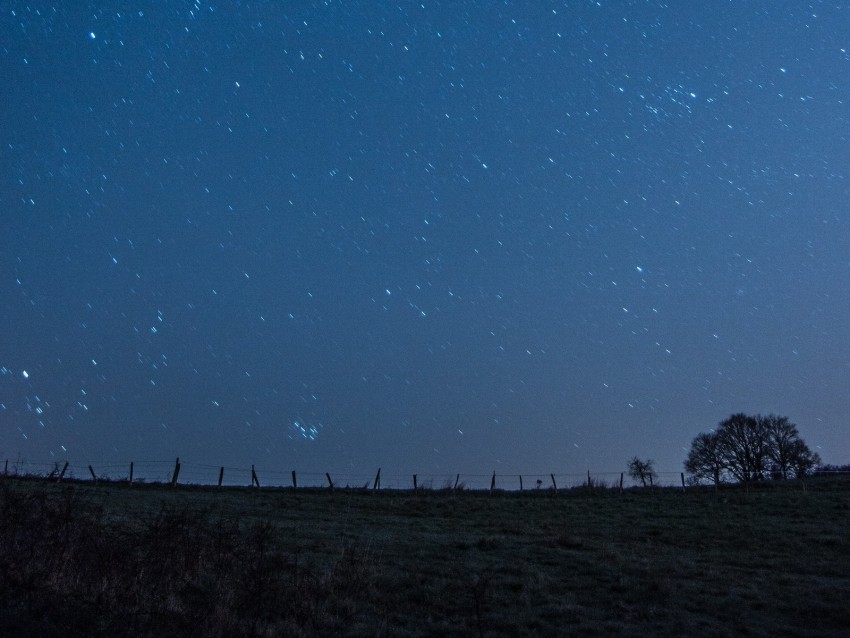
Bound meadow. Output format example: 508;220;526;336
1;476;848;637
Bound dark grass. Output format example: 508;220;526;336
1;477;849;637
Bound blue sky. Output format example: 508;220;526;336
3;1;849;481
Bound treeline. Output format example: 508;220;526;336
813;464;850;477
684;413;820;486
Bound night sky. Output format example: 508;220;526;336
3;1;849;485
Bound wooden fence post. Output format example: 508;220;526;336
170;457;180;488
551;473;558;491
291;470;297;490
413;474;418;490
619;472;624;493
519;475;523;491
587;470;591;490
218;466;225;488
681;472;686;491
251;465;260;488
373;468;381;490
129;462;134;485
326;472;334;490
490;471;496;492
88;465;97;483
57;461;69;483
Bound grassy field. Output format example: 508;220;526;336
1;477;848;637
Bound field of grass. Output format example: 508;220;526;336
1;477;848;637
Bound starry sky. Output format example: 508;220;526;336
3;1;849;483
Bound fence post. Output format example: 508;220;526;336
551;473;558;491
129;462;134;485
454;473;460;490
292;470;297;490
373;468;381;490
218;466;225;488
57;461;69;483
519;475;523;491
619;472;624;493
3;459;7;476
170;457;180;488
413;474;418;490
88;465;97;483
681;472;686;491
587;470;591;490
326;472;334;490
251;465;260;488
490;471;496;492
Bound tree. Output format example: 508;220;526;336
684;413;820;485
788;438;821;478
759;414;821;479
684;431;724;486
627;457;657;487
715;413;768;483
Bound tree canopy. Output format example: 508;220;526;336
684;413;820;485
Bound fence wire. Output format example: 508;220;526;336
3;457;844;491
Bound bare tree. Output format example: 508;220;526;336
758;414;821;479
684;413;820;485
684;431;724;486
716;413;768;483
627;457;657;487
788;439;821;478
760;415;803;479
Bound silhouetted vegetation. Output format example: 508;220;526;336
813;463;850;477
626;457;657;487
684;413;820;486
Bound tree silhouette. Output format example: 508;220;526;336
684;432;724;486
627;457;657;487
788;438;821;478
684;413;820;485
758;414;821;479
716;413;768;483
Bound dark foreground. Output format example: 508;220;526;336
1;477;848;637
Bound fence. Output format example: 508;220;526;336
0;456;706;491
